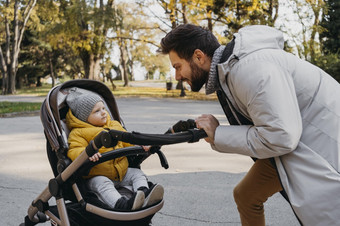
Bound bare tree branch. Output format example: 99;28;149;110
16;0;37;71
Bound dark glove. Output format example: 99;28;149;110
166;119;196;134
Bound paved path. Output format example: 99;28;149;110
0;96;299;226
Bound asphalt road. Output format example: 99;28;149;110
0;96;299;226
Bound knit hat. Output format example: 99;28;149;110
66;88;103;122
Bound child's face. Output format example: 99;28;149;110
87;101;107;127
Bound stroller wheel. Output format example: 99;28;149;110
20;212;49;226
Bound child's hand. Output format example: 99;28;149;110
142;146;151;152
89;152;102;162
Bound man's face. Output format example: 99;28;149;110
169;50;209;92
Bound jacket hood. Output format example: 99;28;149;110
233;25;284;59
66;109;111;130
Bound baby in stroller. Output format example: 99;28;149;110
65;87;164;211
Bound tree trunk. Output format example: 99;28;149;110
169;0;177;29
88;54;101;80
309;0;323;64
119;40;129;87
36;76;42;87
127;58;134;81
16;75;23;89
49;56;55;87
81;51;101;80
182;3;187;24
81;51;90;79
107;71;116;90
8;66;16;94
206;5;213;31
167;0;186;96
0;48;8;95
129;62;134;81
0;0;37;94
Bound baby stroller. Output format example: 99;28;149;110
21;79;207;226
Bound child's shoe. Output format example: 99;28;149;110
139;184;164;208
114;190;145;210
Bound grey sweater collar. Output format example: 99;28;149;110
205;45;226;95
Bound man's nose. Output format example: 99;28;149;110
175;72;182;81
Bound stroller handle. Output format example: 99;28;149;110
83;119;207;170
88;118;207;148
85;130;117;157
108;128;207;146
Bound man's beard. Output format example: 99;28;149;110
189;60;209;92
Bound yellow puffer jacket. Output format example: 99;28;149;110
66;109;132;181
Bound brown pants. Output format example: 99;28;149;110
233;158;283;226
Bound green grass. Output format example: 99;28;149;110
111;86;217;100
16;84;52;96
13;81;217;101
0;102;41;114
1;80;217;115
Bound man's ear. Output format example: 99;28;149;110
193;49;206;65
193;49;211;71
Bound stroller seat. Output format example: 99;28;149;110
21;80;165;226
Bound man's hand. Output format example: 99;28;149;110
89;152;102;162
195;114;220;144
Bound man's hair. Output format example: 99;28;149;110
160;24;220;61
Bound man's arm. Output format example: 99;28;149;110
200;61;302;159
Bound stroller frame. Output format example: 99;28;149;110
22;79;207;226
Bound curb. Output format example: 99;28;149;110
0;110;40;118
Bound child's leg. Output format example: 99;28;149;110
86;175;121;208
122;168;164;208
120;167;164;208
120;167;149;191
